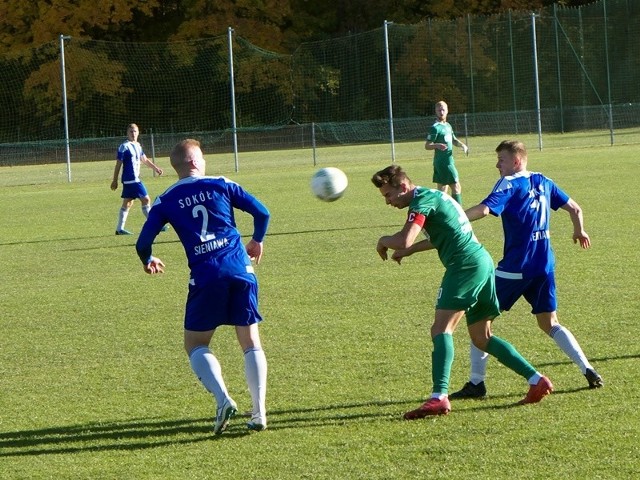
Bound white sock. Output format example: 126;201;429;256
549;325;592;374
141;204;151;218
189;346;229;406
117;208;129;231
527;372;542;385
469;342;489;384
244;347;267;421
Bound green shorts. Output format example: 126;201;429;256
435;249;500;325
432;161;459;185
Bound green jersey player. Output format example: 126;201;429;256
425;101;468;205
372;165;553;419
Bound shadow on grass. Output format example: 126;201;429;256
0;391;578;458
0;417;219;457
445;352;636;413
0;224;399;249
0;399;415;457
2;357;633;457
534;353;639;369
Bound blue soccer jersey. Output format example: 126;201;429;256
117;140;144;184
136;176;270;283
481;171;569;279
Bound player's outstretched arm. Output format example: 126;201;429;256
561;199;591;249
464;203;490;222
454;138;469;155
142;154;163;176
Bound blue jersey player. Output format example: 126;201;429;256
451;140;603;399
111;123;164;235
136;139;271;434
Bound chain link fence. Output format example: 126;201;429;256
1;0;638;168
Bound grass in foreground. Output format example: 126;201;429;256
1;137;639;479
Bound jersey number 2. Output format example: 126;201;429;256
192;205;216;242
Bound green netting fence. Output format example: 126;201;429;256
1;0;639;170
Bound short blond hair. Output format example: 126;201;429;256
495;140;528;161
170;139;201;169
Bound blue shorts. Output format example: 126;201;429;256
121;182;148;199
495;271;557;314
184;273;263;332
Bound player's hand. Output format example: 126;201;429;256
110;180;118;191
376;240;389;261
144;257;165;274
245;239;264;264
573;231;591;249
155;167;163;176
391;248;410;264
462;145;469;156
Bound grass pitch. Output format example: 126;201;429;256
1;137;639;479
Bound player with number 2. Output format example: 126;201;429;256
136;139;271;434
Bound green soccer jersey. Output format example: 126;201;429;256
426;121;455;164
409;187;483;266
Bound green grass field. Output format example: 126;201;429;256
1;137;639;479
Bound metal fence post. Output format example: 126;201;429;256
228;27;240;171
554;4;565;133
466;14;476;133
603;0;614;145
508;10;519;134
384;20;396;163
59;34;72;182
531;13;543;150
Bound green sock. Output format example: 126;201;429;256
452;193;462;205
432;333;454;395
485;336;536;380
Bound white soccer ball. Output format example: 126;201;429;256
310;167;348;202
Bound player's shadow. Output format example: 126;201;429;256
22;223;400;252
263;224;400;237
2;353;634;456
449;352;636;412
0;399;412;457
0;234;108;247
0;417;216;457
533;353;638;369
0;223;400;249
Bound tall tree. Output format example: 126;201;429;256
0;0;166;54
0;0;609;53
171;0;293;52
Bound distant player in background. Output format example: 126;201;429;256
425;100;468;205
111;123;164;235
372;165;552;419
450;140;603;400
136;139;270;434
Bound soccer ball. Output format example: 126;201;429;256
310;167;348;202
